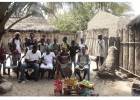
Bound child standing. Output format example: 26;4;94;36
0;43;7;76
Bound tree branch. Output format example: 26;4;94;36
6;13;32;32
1;3;26;27
0;2;11;19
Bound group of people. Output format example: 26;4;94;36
0;32;106;83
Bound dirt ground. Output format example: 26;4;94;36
0;60;133;96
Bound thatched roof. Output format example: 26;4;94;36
87;11;130;37
5;16;59;33
128;15;140;31
88;11;119;30
87;11;120;37
117;16;130;29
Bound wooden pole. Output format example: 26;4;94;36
91;31;94;55
119;29;123;68
128;28;135;73
123;28;129;70
135;30;140;75
120;67;140;79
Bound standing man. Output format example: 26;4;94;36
10;32;22;66
27;33;37;50
61;37;70;52
69;40;79;68
94;34;105;71
52;38;60;56
51;38;60;78
38;37;46;55
45;38;53;51
79;38;88;55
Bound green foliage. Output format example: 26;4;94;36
110;2;131;16
51;12;77;32
50;2;131;32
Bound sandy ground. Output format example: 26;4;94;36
0;56;133;96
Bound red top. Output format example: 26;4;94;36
58;52;70;64
0;47;6;63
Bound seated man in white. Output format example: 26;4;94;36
18;45;41;83
40;48;56;79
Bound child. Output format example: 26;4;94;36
0;43;7;76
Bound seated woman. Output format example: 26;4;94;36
57;47;71;78
75;47;90;81
40;48;56;79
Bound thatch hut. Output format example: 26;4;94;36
87;11;130;37
87;11;130;53
85;10;129;48
85;11;130;66
3;16;76;51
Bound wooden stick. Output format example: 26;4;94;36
119;67;140;79
121;42;140;44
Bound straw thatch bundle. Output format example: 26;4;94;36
5;16;59;33
128;15;140;31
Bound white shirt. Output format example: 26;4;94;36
14;39;21;53
79;43;86;49
25;50;41;61
95;39;105;57
42;52;55;64
40;52;55;69
79;43;87;54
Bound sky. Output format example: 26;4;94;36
57;1;140;18
21;0;140;17
0;0;140;18
131;1;140;16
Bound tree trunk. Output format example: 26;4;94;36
128;29;135;73
0;26;5;42
123;28;129;70
135;30;140;75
